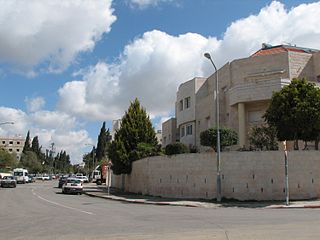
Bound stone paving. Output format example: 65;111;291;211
83;183;320;209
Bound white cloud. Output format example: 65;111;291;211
128;0;175;8
0;107;92;164
25;97;45;112
0;0;116;73
58;31;218;120
57;1;320;125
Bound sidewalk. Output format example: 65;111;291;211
83;183;320;209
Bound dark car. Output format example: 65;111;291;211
58;176;68;188
27;175;35;183
1;176;17;188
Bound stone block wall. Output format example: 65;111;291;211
111;151;320;201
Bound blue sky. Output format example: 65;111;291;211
0;0;319;163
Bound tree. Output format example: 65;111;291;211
264;79;320;150
249;125;278;150
22;131;31;153
0;148;17;171
96;122;112;162
20;151;43;173
200;127;238;151
108;98;159;174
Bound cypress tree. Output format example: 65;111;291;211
22;131;32;153
96;122;112;162
108;98;158;174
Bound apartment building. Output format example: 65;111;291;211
163;44;320;150
0;137;25;161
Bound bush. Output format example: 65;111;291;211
200;127;238;151
165;143;189;155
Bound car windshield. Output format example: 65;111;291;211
67;179;81;184
14;172;23;176
3;176;14;180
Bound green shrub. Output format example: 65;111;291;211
165;143;189;155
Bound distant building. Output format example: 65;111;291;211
161;118;178;148
0;137;25;161
155;130;162;145
111;119;122;140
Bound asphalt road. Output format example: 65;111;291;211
1;181;320;240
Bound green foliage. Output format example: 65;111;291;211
22;131;31;153
264;79;320;149
108;98;159;175
249;125;278;151
20;151;43;173
96;122;112;162
200;127;238;151
165;142;189;155
0;147;17;170
54;150;71;173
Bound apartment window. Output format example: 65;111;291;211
9;141;13;144
179;100;183;111
16;149;20;152
17;141;20;145
186;125;193;135
184;97;191;109
2;141;5;144
180;126;185;137
9;149;12;152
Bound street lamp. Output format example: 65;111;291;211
204;52;221;202
0;121;14;126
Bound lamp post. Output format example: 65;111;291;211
0;121;14;126
204;52;221;202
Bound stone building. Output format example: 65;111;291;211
163;44;320;149
0;137;25;161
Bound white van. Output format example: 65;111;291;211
13;168;29;184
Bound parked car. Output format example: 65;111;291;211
1;176;17;188
27;175;35;183
58;176;68;188
62;178;83;194
76;175;89;183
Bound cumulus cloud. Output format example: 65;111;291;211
25;97;45;113
58;1;320;124
0;0;116;73
127;0;175;8
58;31;218;120
0;107;92;163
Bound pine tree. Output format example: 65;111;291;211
22;131;32;153
31;136;41;156
108;98;159;174
96;122;112;162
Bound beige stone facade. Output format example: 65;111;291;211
161;118;177;147
112;151;320;201
166;44;320;149
0;137;25;161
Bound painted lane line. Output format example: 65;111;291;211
31;189;94;215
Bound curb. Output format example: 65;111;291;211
83;191;206;208
266;204;320;209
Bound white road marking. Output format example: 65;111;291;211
31;189;95;215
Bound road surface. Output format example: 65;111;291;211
0;181;319;240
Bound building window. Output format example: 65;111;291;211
186;125;193;135
2;141;5;144
179;100;183;111
9;141;13;145
180;126;185;137
9;149;12;152
17;141;20;145
184;97;191;109
16;149;20;152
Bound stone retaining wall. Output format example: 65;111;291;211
111;151;320;201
